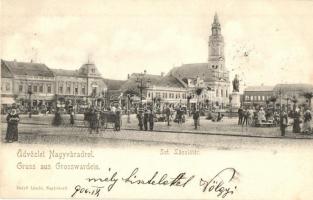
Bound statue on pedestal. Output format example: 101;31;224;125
232;74;240;92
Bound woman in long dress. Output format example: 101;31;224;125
292;108;301;133
5;109;20;143
302;108;312;134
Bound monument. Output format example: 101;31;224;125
230;74;241;110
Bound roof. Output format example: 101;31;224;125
169;63;223;82
134;73;185;88
244;85;274;92
1;59;54;77
51;69;79;77
1;60;13;78
78;63;102;77
273;84;313;93
102;78;127;90
121;73;185;92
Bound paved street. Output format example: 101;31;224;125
2;113;313;139
1;114;313;150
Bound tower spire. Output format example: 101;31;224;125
213;13;219;25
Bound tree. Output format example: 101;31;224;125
266;99;270;109
269;95;278;111
291;96;298;112
302;92;313;108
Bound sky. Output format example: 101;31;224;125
1;0;313;87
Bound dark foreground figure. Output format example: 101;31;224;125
5;108;20;143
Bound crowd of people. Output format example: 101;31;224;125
4;102;313;143
51;105;122;134
136;105;203;130
237;105;312;135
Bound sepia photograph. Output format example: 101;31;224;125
1;0;313;199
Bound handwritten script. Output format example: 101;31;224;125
71;167;238;199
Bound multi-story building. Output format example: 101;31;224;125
1;59;55;113
120;14;230;110
1;59;107;113
243;85;275;106
1;13;231;112
121;72;187;108
169;13;230;108
52;62;107;109
243;84;313;108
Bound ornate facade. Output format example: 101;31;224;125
1;59;108;113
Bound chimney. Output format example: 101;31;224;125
161;72;165;77
30;59;33;63
127;74;130;79
144;70;147;74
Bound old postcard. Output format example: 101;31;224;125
1;0;313;199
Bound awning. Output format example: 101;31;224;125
1;97;15;105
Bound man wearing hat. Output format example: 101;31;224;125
280;109;288;136
5;105;20;143
143;108;149;131
137;107;144;130
193;108;200;130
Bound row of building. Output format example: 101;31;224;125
1;14;231;113
243;84;313;108
2;13;312;113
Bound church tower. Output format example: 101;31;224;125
207;13;230;108
208;13;225;72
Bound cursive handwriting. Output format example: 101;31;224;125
122;167;195;187
199;168;238;198
70;167;239;198
85;168;118;192
71;185;104;198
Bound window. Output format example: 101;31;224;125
82;86;86;95
59;86;63;94
5;83;10;91
226;90;228;98
75;87;78;95
91;68;95;73
33;85;38;93
19;85;23;92
216;89;219;97
262;96;265;101
250;96;254;101
258;96;261;101
92;87;97;96
221;89;223;97
47;85;51;93
67;86;71;94
163;93;167;99
148;92;151;98
39;85;43;93
245;96;250;101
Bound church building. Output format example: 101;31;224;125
169;13;230;108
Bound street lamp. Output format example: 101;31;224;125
127;94;131;123
229;95;233;118
27;84;33;118
135;71;151;109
